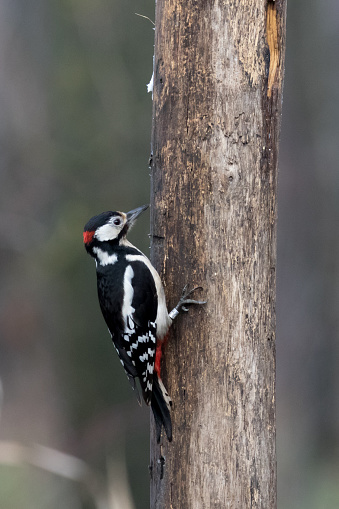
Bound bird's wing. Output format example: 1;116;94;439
115;260;158;405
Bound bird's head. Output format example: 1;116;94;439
83;204;149;255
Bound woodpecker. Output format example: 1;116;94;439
83;204;205;442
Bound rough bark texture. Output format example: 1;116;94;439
150;1;286;508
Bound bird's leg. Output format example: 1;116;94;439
169;285;206;320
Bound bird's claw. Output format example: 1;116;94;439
181;285;203;299
177;286;207;311
169;285;206;320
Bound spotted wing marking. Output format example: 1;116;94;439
120;321;156;404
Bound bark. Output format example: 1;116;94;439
150;1;286;508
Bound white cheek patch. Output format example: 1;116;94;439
95;223;120;242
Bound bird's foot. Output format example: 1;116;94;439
169;285;206;319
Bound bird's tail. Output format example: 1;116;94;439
151;374;172;442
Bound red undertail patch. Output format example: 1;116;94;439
154;343;162;378
154;333;169;378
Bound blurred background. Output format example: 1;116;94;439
0;0;337;508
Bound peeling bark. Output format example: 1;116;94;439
150;1;286;508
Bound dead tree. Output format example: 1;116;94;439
150;1;286;507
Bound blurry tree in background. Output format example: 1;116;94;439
277;2;339;508
0;0;338;508
0;0;154;506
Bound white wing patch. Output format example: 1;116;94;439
122;265;135;333
112;265;158;404
125;254;171;339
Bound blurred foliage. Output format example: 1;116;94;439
1;0;339;508
0;0;154;506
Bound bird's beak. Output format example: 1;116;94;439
126;204;149;227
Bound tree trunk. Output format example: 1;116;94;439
150;1;286;508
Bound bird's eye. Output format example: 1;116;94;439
113;218;121;226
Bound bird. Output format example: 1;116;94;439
83;204;205;442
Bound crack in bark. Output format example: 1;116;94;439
266;1;280;98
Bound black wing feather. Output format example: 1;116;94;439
97;258;158;404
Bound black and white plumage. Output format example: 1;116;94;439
84;205;173;441
84;205;205;442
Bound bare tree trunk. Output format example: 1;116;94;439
150;1;286;508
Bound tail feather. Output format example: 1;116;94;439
151;374;172;442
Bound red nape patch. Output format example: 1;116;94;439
83;230;95;244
